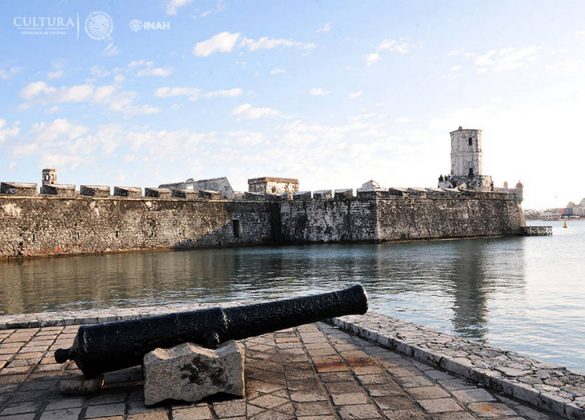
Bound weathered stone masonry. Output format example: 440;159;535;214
0;196;277;259
0;189;525;259
281;190;525;243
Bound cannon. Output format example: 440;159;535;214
55;284;368;378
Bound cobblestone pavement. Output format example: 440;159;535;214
0;322;559;419
333;315;584;419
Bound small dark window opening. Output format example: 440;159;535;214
468;137;473;146
468;168;474;177
232;220;241;238
115;229;119;239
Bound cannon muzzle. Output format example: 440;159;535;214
55;284;368;378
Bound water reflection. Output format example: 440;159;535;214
1;238;527;340
7;229;585;371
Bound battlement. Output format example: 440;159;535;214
0;179;522;205
282;187;520;203
0;181;236;202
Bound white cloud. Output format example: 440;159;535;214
46;60;66;80
378;39;412;54
366;53;380;66
133;65;171;79
21;82;93;103
348;91;363;99
90;66;111;78
137;67;171;77
448;65;462;79
474;46;539;73
269;68;285;76
0;119;20;143
128;60;172;77
154;86;242;100
47;69;64;80
194;32;241;57
194;32;315;57
197;1;226;18
103;42;120;57
316;22;332;33
155;87;201;101
395;117;411;123
205;88;243;98
366;39;413;66
10;119;125;169
20;81;159;116
166;0;191;16
447;48;465;57
0;65;21;80
29;118;88;144
231;103;279;120
308;88;331;96
241;36;315;52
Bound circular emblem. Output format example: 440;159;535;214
129;19;143;32
85;11;113;41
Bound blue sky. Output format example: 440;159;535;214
1;0;585;209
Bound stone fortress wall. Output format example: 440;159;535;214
0;193;278;259
0;184;524;259
281;188;524;243
0;128;530;259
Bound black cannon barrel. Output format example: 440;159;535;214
55;284;368;378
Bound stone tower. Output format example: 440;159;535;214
438;127;493;191
42;168;57;186
450;127;483;178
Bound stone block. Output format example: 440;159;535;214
313;190;332;200
293;191;312;201
0;182;37;196
171;189;197;199
143;340;245;406
388;187;407;196
244;192;266;201
80;185;110;197
113;186;142;198
144;188;171;199
41;184;76;197
334;189;353;200
198;190;222;200
407;188;427;197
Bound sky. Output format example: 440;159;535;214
1;1;584;209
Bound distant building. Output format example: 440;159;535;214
159;177;235;199
248;177;299;198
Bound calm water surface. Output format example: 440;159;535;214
0;220;583;372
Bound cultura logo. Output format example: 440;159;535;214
84;11;113;40
13;14;79;37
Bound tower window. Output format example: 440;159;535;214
468;168;474;177
468;137;472;146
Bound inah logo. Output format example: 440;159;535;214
128;19;170;32
84;11;113;40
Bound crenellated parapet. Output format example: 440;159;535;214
0;182;37;196
274;186;521;203
80;185;110;197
